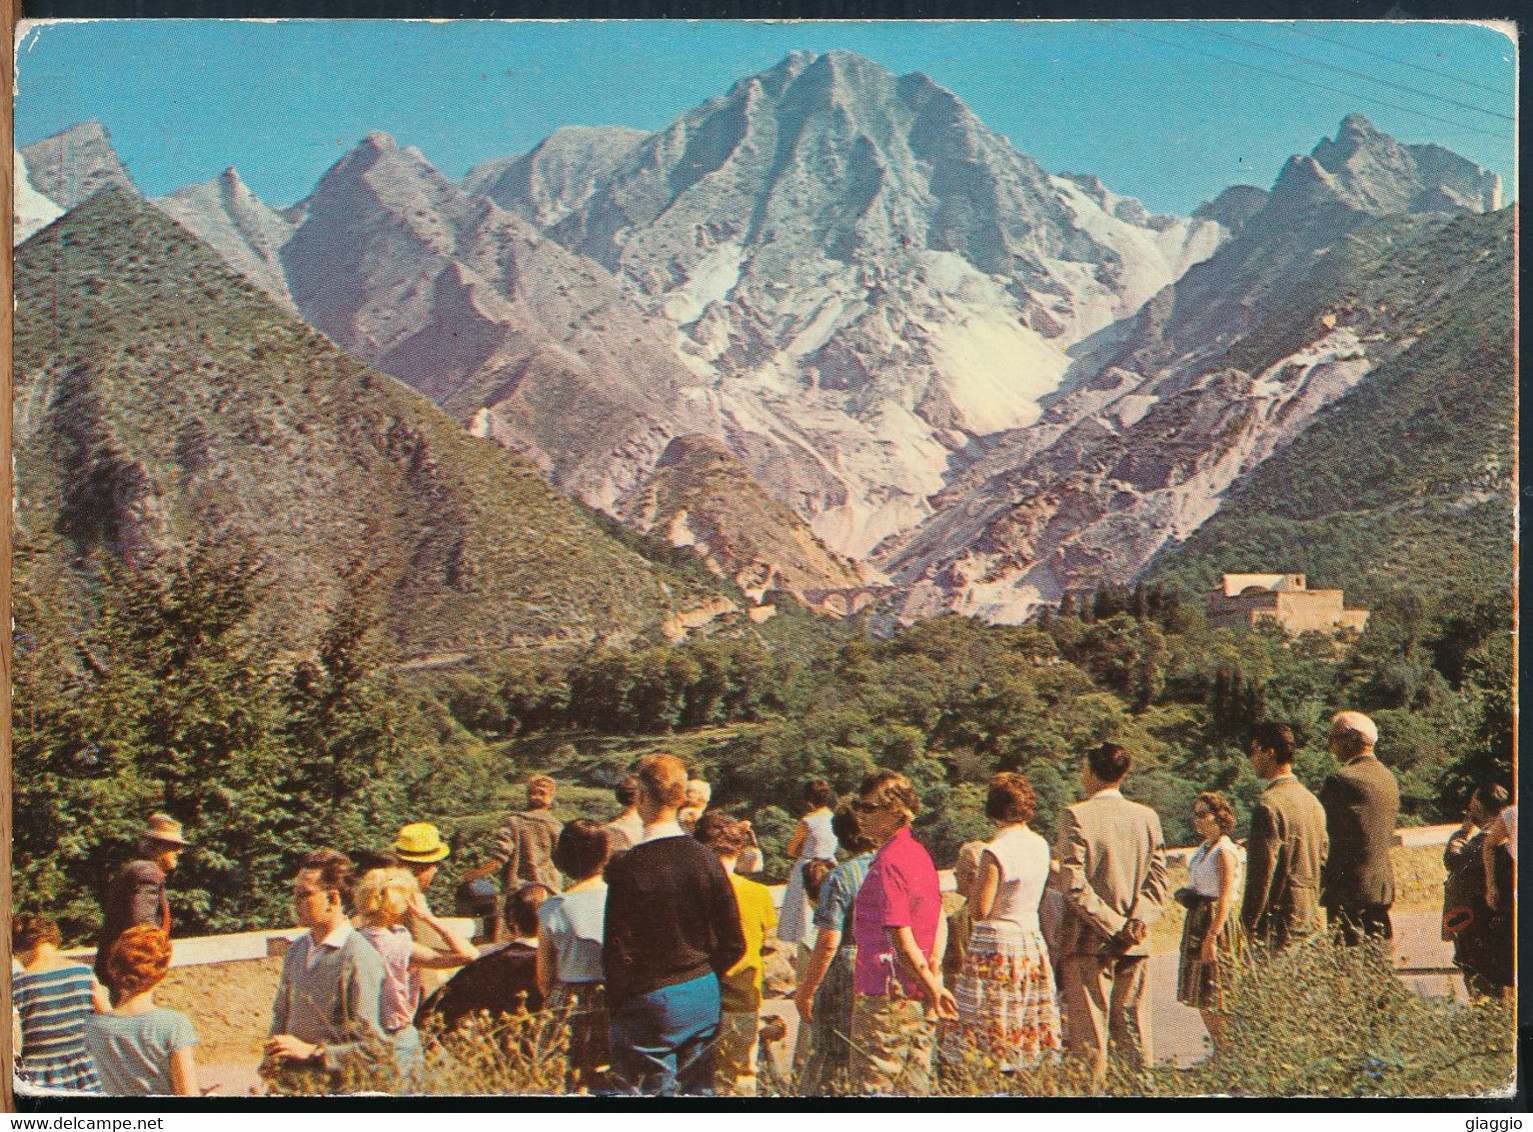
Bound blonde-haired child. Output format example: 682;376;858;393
355;866;478;1084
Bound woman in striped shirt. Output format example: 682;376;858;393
12;913;107;1093
792;805;879;1095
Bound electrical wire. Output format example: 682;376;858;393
1288;24;1513;99
1194;24;1514;122
1105;23;1511;142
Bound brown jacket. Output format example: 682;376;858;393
1241;774;1328;949
490;809;564;893
1054;790;1168;957
1319;754;1399;909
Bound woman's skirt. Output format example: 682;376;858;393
940;921;1062;1072
548;982;610;1093
777;859;815;948
1176;895;1244;1010
796;944;857;1095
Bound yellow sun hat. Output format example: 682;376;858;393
393;822;450;864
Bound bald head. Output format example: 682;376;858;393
1329;711;1378;760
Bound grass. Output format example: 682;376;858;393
357;936;1510;1098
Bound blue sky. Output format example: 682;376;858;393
15;19;1516;216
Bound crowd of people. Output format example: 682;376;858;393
11;711;1516;1097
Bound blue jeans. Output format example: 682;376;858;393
607;973;722;1095
390;1024;424;1090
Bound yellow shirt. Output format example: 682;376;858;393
721;873;777;1011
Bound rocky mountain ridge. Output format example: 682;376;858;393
617;433;870;603
19;120;139;211
875;115;1507;621
13;189;732;657
16;72;1509;625
19;55;1235;560
543;50;1232;556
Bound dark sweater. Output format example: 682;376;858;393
416;941;543;1031
603;834;746;1008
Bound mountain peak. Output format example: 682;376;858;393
20;118;138;210
1192;183;1270;234
462;125;648;227
152;163;298;311
1266;115;1502;220
1337;112;1381;139
36;118;111;145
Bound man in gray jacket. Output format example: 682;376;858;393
1319;711;1400;945
1242;721;1329;950
266;848;387;1091
1054;742;1168;1088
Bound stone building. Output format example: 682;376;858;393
1206;573;1369;635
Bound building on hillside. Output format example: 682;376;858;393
1206;573;1369;635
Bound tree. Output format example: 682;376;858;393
1434;632;1514;816
11;554;159;941
126;548;293;932
283;574;406;874
20;546;298;936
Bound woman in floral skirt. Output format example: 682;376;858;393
941;773;1062;1072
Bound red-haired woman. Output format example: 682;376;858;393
84;925;200;1096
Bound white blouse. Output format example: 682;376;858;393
1189;835;1242;898
978;824;1050;932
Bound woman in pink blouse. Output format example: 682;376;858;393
846;769;957;1095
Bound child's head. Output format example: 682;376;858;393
354;866;420;927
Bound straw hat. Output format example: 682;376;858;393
393;822;450;864
143;813;191;848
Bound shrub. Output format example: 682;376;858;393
1171;935;1515;1097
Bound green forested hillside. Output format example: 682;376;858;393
14;189;724;657
11;191;732;936
1148;208;1514;605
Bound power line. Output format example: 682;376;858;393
1288;25;1513;99
1194;24;1514;123
1105;23;1510;142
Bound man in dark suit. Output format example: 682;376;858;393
1319;711;1399;945
95;813;188;988
1054;742;1168;1089
1241;721;1328;950
417;883;547;1031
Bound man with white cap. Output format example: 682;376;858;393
94;814;189;988
1319;710;1400;945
